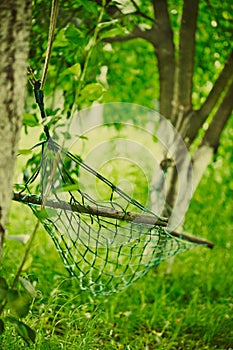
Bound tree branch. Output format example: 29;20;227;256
13;192;168;227
103;0;175;120
177;0;199;111
191;81;233;193
200;78;233;152
12;192;214;248
186;49;233;144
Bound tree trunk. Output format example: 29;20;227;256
0;0;31;256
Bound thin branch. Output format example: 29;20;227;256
130;0;156;23
11;220;40;289
12;192;214;248
0;218;40;317
177;0;199;111
168;230;214;249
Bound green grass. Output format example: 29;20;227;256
1;152;233;349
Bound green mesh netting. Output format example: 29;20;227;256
13;136;212;295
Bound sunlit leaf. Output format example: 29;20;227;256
19;277;37;298
18;149;33;155
112;0;137;14
6;234;30;245
61;63;81;79
80;83;105;102
22;113;39;127
99;26;128;40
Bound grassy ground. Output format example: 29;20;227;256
1;143;232;349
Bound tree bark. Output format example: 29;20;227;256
0;0;31;256
152;0;175;120
177;0;199;112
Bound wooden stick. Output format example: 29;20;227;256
12;192;214;248
13;192;168;226
167;230;214;249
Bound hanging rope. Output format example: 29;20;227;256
41;0;59;90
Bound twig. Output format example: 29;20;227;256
0;219;40;316
168;230;214;249
11;220;40;289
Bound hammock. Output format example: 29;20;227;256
10;0;214;296
13;90;214;295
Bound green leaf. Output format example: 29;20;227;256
0;277;8;301
18;149;33;155
53;28;69;48
78;135;88;140
9;317;36;344
61;131;72;140
65;24;83;45
61;63;81;79
0;319;4;334
35;207;58;221
80;83;104;103
22;113;39;127
7;289;32;318
19;277;37;298
35;208;49;219
99;26;128;40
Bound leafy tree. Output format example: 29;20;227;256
0;0;232;253
96;0;233;218
26;0;233;227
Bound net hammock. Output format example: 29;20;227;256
12;79;214;295
10;1;213;295
13;136;213;295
